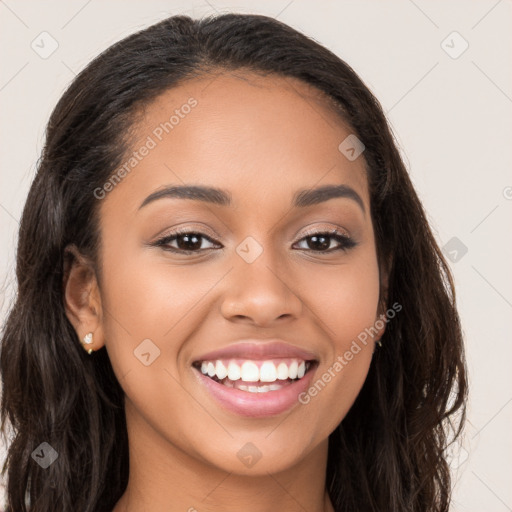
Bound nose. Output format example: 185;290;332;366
220;254;303;327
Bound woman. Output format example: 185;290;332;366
0;13;467;512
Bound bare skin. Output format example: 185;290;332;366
64;72;387;512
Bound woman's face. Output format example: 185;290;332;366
94;72;385;475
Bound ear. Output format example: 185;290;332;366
63;244;105;353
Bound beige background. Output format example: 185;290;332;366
1;1;511;510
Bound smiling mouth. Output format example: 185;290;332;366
192;358;316;394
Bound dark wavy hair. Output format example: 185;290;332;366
0;12;467;512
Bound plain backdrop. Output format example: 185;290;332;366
1;1;511;510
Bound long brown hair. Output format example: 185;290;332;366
0;13;467;511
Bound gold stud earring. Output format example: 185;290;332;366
81;332;94;355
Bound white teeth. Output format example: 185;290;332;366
227;361;241;381
288;361;298;379
237;384;260;393
276;362;289;380
198;358;311;383
215;360;228;380
236;383;281;393
240;361;259;382
259;361;277;382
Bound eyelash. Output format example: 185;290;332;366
152;227;357;255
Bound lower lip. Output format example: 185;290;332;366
193;365;316;418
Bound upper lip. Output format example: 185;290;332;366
193;340;318;362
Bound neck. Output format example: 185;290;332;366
112;399;335;512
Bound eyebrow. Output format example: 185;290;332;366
139;184;365;213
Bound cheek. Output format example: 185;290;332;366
99;242;209;339
305;252;381;345
98;240;229;385
296;252;380;433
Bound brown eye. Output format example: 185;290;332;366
294;230;357;252
154;231;220;253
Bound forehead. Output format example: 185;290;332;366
102;71;369;215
